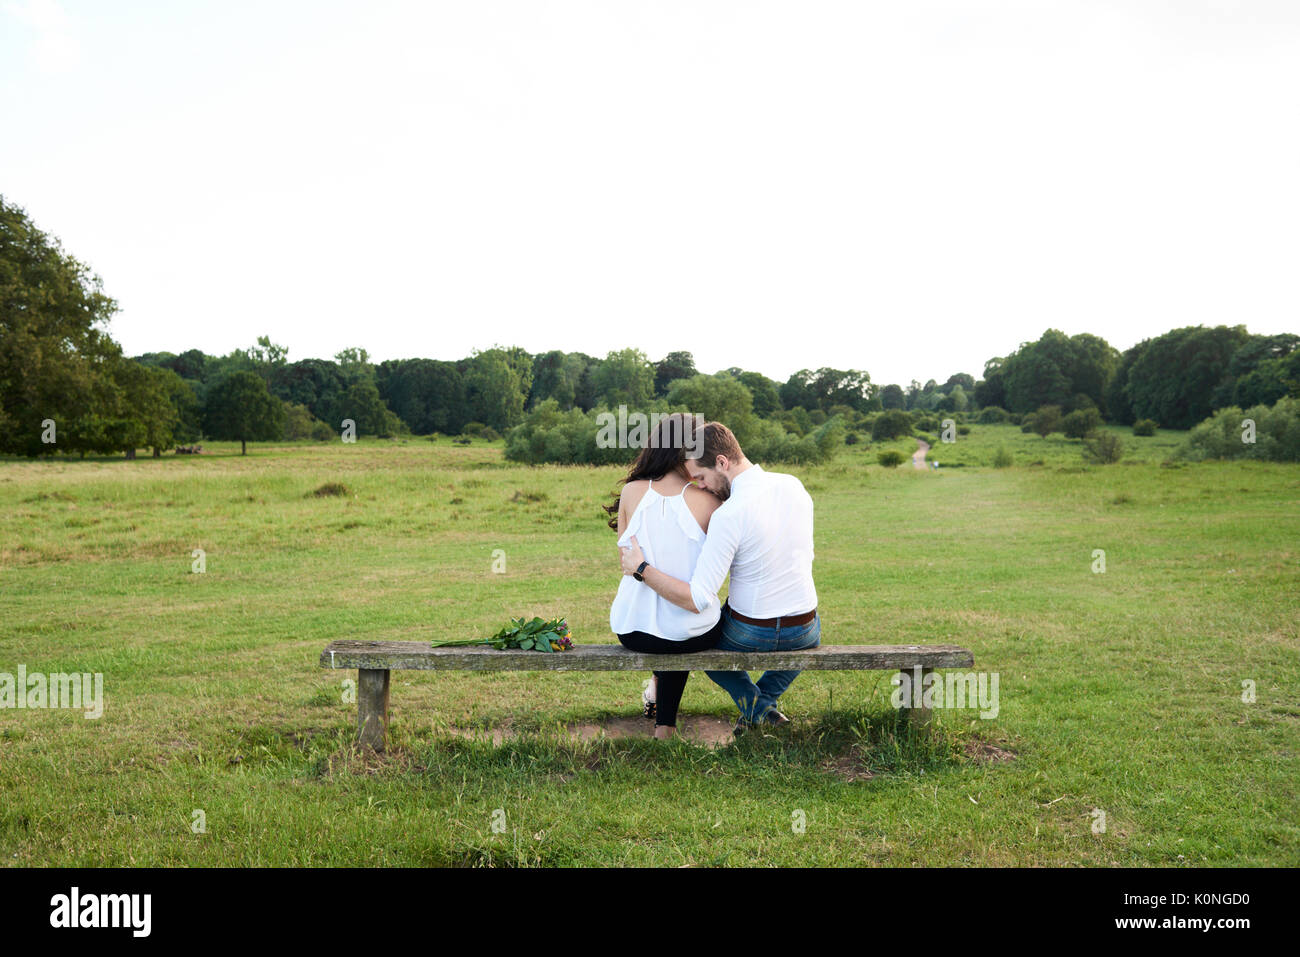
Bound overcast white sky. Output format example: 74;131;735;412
2;0;1298;387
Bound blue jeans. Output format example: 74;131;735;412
706;606;820;722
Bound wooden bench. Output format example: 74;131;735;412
319;641;975;751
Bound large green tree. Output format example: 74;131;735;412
1120;325;1254;429
974;358;1007;410
528;350;575;409
114;360;185;456
727;369;782;417
666;373;754;440
780;367;873;413
997;330;1119;416
1212;333;1300;410
464;348;528;431
273;358;348;427
879;383;906;410
654;351;698;397
528;350;598;411
203;370;286;454
590;348;655;409
1001;331;1074;412
321;347;403;437
377;358;468;434
0;196;125;456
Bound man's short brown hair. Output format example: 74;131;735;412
691;421;743;469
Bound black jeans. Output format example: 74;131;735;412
617;619;725;727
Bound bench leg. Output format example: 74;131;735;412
357;668;391;752
899;666;934;733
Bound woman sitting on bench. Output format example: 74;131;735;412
605;413;724;739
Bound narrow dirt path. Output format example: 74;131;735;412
912;438;930;470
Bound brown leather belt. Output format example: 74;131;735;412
725;605;817;628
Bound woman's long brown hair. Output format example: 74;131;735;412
604;413;698;531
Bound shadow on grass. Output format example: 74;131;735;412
224;708;1015;789
405;708;986;782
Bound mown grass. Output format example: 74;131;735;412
1;425;1296;866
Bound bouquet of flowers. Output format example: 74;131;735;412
431;617;574;652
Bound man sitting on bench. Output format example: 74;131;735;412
619;421;819;734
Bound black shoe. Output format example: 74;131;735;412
732;717;753;736
763;709;790;727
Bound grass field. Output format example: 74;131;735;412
1;424;1297;866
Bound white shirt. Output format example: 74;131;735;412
687;464;817;619
610;481;722;639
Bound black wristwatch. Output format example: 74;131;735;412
633;561;649;582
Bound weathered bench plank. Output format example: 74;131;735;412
320;641;974;672
320;640;974;751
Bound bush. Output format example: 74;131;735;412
1020;416;1036;434
461;421;488;437
1008;413;1024;425
872;409;913;442
914;415;941;432
282;401;330;441
1062;407;1102;439
977;406;1010;424
779;407;813;436
478;426;502;442
992;446;1013;468
504;401;634;466
666;374;755;434
1031;405;1062;437
1132;419;1158;436
743;416;844;465
877;450;906;468
1083;430;1124;464
845;432;860;445
1175;397;1300;463
309;482;352;497
957;425;970;436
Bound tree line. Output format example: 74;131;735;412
3;195;1297;458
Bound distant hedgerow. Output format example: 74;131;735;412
504;401;844;466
